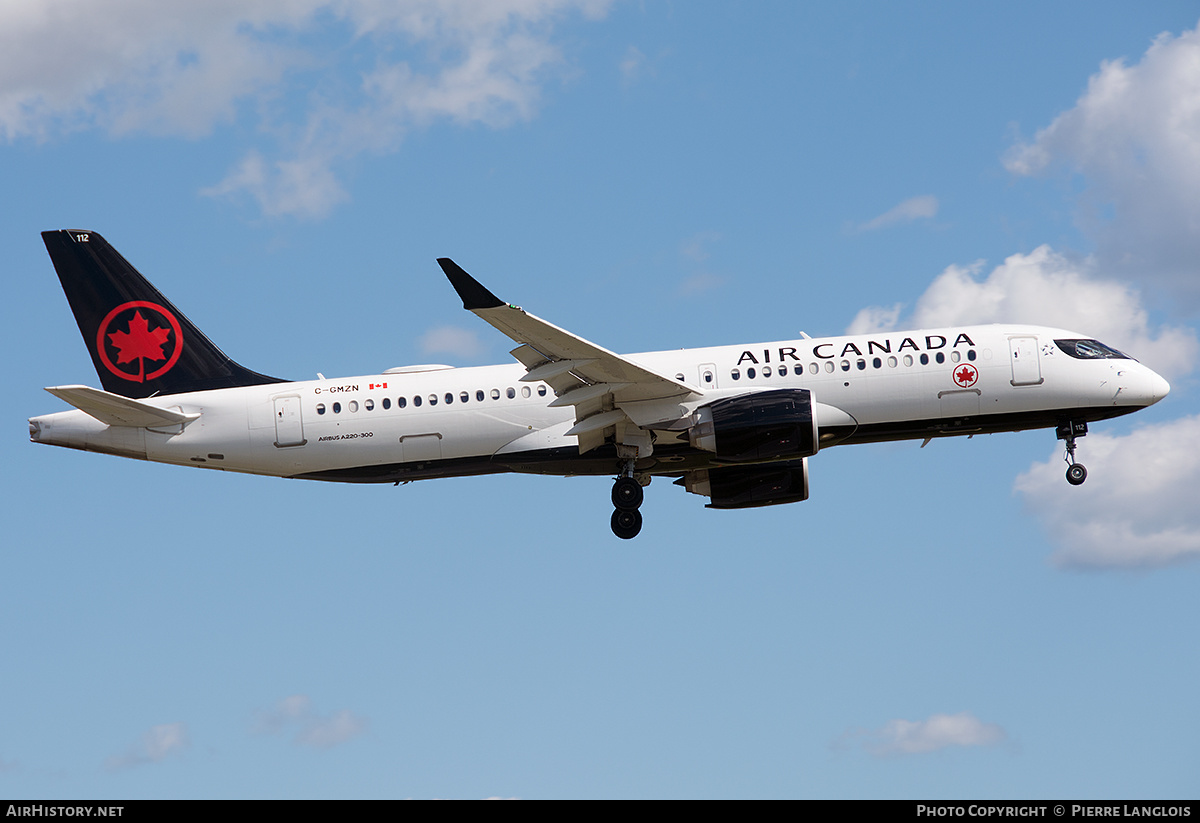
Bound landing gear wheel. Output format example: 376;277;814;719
612;476;644;510
611;508;643;540
1057;421;1090;487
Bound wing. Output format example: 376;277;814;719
438;259;703;454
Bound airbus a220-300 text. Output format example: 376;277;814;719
30;231;1170;538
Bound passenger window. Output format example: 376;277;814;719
365;399;374;411
704;370;713;384
810;363;819;375
762;366;772;377
950;351;961;363
675;373;685;381
316;403;326;415
903;355;913;367
476;390;485;401
920;354;929;365
872;358;881;369
348;400;359;413
491;388;500;400
521;386;531;398
857;359;866;370
429;394;438;406
413;396;422;407
779;365;787;376
444;393;453;404
537;385;547;396
460;391;469;403
506;387;515;399
748;367;757;379
841;360;850;372
333;402;341;413
731;369;740;381
887;356;897;368
824;361;834;373
382;398;391;410
968;349;977;361
935;352;945;364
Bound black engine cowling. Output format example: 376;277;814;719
688;389;819;463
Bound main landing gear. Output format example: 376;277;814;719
1057;420;1088;486
610;472;647;539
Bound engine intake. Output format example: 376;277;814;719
688;389;819;463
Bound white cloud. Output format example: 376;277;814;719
103;722;188;772
846;303;902;335
619;45;647;85
680;230;721;263
293;709;368;749
255;695;368;749
420;325;486;359
675;231;725;295
1015;415;1200;570
0;1;315;140
0;0;612;218
852;195;939;233
676;272;724;296
846;245;1198;381
857;712;1007;756
1005;22;1200;301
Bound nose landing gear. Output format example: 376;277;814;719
1057;420;1088;486
610;470;648;539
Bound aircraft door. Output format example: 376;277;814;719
273;395;306;447
400;432;443;463
1009;336;1043;386
699;363;718;390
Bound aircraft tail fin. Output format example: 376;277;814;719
42;230;284;398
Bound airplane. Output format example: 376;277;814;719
30;230;1171;539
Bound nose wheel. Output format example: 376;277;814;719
1057;420;1088;486
610;474;647;539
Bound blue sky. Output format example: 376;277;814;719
4;1;1200;799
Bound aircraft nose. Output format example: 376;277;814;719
1146;369;1170;405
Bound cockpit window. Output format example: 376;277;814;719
1054;339;1132;360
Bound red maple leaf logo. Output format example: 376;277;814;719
107;310;172;381
953;364;978;387
95;301;184;384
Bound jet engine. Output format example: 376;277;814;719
688;388;819;463
678;458;810;509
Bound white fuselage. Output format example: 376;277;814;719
29;324;1170;483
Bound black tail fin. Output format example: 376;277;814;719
42;230;285;398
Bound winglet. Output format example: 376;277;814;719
437;258;505;310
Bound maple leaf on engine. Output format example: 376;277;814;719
108;310;171;366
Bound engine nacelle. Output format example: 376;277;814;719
688;388;819;463
681;458;810;509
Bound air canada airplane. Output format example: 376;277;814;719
31;230;1170;538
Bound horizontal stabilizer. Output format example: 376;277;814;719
45;385;200;428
